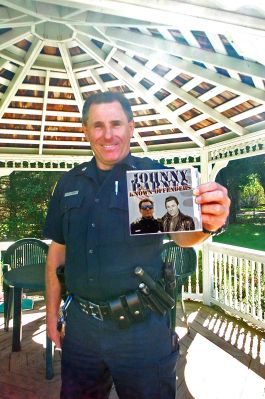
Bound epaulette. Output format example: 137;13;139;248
131;218;141;225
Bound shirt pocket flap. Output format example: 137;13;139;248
60;194;84;213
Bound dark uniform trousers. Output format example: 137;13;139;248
60;300;179;399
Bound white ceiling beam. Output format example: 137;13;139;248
0;37;43;119
20;83;73;93
136;124;176;133
1;0;59;20
141;133;182;142
74;26;112;45
6;108;42;115
89;69;108;92
0;27;31;51
34;0;265;36
0;15;39;29
45;121;82;127
76;33;205;147
113;40;265;104
115;50;247;136
58;42;84;113
195;103;265;137
39;70;50;155
43;132;84;137
0;138;87;146
107;28;265;80
64;10;157;27
0;59;9;70
231;33;265;68
0;6;22;20
0;50;25;66
133;129;148;152
0;129;40;136
2;118;42;125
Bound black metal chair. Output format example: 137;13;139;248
2;238;54;379
161;241;197;333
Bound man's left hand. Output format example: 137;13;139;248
194;182;230;233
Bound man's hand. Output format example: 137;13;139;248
47;313;63;350
194;182;230;232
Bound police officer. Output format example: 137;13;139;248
130;199;161;234
44;92;230;399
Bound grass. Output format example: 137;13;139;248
213;222;265;251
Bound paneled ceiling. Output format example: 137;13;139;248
0;0;265;157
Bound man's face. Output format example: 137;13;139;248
166;199;179;217
140;201;154;219
83;101;134;170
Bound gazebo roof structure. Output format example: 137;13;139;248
0;0;265;166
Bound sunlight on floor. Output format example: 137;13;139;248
184;334;265;399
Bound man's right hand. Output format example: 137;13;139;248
47;313;63;349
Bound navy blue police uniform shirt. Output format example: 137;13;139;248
44;153;167;302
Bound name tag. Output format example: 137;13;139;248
64;190;79;197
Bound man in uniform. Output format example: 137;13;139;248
130;198;160;234
161;195;195;232
44;92;230;399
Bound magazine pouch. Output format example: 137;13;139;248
124;291;146;322
109;297;132;329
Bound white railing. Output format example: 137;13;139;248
206;242;265;329
1;240;264;329
182;247;203;302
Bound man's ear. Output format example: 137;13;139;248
128;120;135;138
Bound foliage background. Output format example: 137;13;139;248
0;155;264;246
0;171;62;240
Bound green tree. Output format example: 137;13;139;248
216;155;265;223
2;171;62;240
240;173;265;215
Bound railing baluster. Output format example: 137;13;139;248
251;260;256;318
245;259;249;314
223;253;227;305
228;255;232;307
214;251;218;300
239;257;243;313
257;262;260;320
234;256;238;311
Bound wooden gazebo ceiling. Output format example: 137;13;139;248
0;1;265;156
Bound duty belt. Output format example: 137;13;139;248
74;295;112;321
74;291;147;328
73;267;175;329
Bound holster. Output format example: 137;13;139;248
135;267;175;316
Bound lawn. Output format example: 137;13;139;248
213;222;265;251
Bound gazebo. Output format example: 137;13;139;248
0;1;264;328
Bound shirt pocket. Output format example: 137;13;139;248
60;194;85;242
100;192;128;243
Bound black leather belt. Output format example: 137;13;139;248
74;295;112;321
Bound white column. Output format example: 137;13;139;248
201;156;229;305
210;160;229;181
200;148;212;305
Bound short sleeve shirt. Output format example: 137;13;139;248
44;154;167;301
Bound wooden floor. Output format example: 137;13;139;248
0;300;264;399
